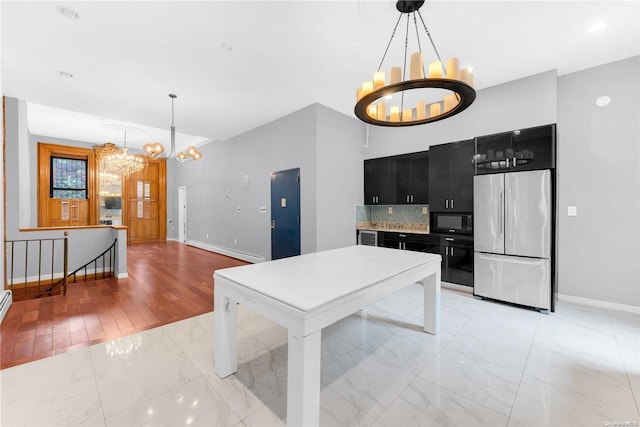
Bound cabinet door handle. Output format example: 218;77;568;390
407;195;410;203
451;247;454;256
445;199;449;209
410;194;414;202
451;199;454;209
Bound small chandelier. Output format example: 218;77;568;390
99;132;146;176
143;94;202;162
355;0;476;126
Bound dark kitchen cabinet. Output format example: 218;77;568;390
474;124;556;174
364;157;395;205
442;235;474;286
428;140;475;212
393;151;429;204
379;231;473;287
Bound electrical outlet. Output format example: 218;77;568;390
234;238;237;245
388;206;393;214
567;206;577;217
206;233;209;239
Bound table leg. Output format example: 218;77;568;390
423;270;441;335
287;330;321;427
214;294;238;378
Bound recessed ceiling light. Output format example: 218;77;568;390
587;21;607;33
57;70;73;78
595;95;611;107
56;5;79;20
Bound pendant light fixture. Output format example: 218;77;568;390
144;94;202;162
355;0;476;126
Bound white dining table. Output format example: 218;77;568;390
213;245;441;427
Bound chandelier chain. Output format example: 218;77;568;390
416;10;445;75
412;12;425;78
377;13;403;72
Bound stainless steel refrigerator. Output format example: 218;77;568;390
473;170;551;312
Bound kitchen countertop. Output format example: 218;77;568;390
356;221;429;234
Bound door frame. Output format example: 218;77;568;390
270;168;301;260
178;186;187;243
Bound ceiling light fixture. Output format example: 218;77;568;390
354;0;476;127
56;5;79;19
57;70;73;78
595;95;611;107
143;94;202;162
587;21;607;33
99;132;146;176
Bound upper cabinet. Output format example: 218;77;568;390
474;124;556;174
364;157;394;205
365;151;429;205
428;140;475;212
393;151;429;204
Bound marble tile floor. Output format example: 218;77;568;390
1;286;638;427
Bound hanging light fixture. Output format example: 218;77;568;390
99;132;146;176
355;0;476;126
143;94;202;162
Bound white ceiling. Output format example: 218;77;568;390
2;1;639;152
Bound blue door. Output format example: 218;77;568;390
271;168;301;260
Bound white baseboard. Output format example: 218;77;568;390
187;240;266;264
558;293;640;315
116;273;129;279
441;282;474;294
0;290;13;324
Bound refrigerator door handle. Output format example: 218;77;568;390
508;187;513;240
478;253;543;266
499;190;504;235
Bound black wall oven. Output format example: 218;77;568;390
431;212;473;235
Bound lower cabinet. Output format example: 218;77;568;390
379;232;473;287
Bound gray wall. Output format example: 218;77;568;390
168;103;364;260
169;104;319;260
557;56;640;306
315;104;365;251
364;70;557;158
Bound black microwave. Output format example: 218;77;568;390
431;212;473;235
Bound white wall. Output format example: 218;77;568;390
557;56;640;307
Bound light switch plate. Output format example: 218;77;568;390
567;206;577;216
422;207;428;214
259;207;267;214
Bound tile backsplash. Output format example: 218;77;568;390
355;204;429;224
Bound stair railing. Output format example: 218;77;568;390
4;233;118;299
38;238;118;298
4;232;69;299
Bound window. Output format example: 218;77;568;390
50;156;88;199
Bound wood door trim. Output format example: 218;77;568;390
37;142;97;227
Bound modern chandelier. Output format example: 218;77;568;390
143;94;202;162
354;0;476;126
99;132;146;176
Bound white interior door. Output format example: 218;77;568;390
178;186;187;243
